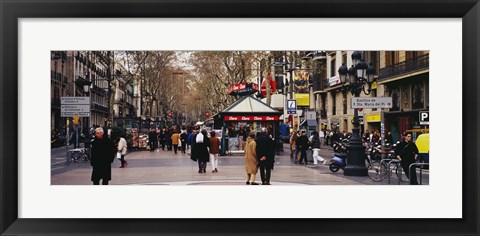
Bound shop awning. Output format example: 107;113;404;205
300;119;317;127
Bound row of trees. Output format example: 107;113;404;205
188;51;306;118
111;50;308;124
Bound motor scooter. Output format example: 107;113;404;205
329;152;348;172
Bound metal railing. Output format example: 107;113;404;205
409;163;429;185
75;76;87;85
378;54;429;82
91;85;107;96
92;103;109;114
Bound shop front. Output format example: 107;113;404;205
214;95;282;155
384;109;429;143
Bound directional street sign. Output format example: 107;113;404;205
61;97;90;105
351;97;392;109
61;97;91;117
287;99;297;114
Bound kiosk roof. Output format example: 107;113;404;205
221;95;281;114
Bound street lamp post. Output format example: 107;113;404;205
83;79;92;148
337;51;376;176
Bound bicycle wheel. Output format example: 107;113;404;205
66;153;72;165
71;152;81;163
368;161;383;182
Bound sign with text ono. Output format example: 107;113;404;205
224;116;279;121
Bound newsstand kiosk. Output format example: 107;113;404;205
214;95;282;156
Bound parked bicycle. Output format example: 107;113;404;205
66;148;91;164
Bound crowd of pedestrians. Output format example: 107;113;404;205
86;123;420;185
87;123;280;185
289;129;327;166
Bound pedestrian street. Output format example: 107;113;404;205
51;144;429;185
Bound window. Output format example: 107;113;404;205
330;58;336;77
385;51;399;67
390;87;400;111
369;51;379;75
412;82;425;109
342;53;347;65
343;92;347;114
402;85;410;109
406;51;418;60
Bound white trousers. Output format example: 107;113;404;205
312;148;325;165
210;153;219;169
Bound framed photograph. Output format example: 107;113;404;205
1;0;478;235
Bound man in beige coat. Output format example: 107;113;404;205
244;132;258;185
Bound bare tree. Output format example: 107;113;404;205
188;51;263;118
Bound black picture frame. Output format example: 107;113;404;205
1;0;478;235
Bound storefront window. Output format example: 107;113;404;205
390;87;400;111
402;85;410;110
412;82;425;109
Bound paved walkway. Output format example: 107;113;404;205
51;144;429;185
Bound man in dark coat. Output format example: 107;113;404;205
296;130;310;165
192;129;210;173
90;127;116;185
180;131;188;154
255;128;276;185
395;132;420;185
148;128;157;152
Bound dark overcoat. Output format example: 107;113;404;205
90;137;116;181
395;140;419;167
255;134;275;169
192;134;210;162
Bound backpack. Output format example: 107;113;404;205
196;133;204;143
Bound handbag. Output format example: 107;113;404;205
116;152;122;160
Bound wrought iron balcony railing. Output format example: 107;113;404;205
92;103;109;114
91;85;107;96
378;54;429;82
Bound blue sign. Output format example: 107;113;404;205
287;99;297;114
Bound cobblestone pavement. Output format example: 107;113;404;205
51;144;429;185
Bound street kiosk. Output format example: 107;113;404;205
214;95;282;155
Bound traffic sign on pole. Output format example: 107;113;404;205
287;99;297;114
61;97;91;117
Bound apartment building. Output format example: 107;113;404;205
307;50;428;142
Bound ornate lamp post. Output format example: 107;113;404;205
83;80;92;129
337;51;376;176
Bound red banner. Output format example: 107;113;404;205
227;82;259;95
224;116;279;121
261;72;277;96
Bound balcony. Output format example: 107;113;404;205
378;54;429;82
91;85;107;96
75;76;87;86
51;71;63;83
92;103;109;114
